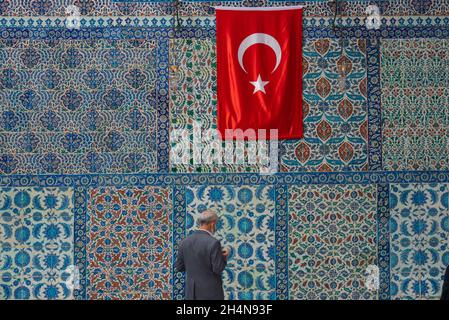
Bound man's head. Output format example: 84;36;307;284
197;209;218;234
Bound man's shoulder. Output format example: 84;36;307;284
184;230;219;243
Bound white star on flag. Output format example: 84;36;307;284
250;74;269;94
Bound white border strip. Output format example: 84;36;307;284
213;6;305;11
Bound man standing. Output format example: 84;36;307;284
175;210;229;300
442;264;449;300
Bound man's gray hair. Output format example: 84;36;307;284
197;210;218;226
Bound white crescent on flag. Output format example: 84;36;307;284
237;33;282;74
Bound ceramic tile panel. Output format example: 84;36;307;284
0;39;160;174
390;183;449;300
185;185;276;299
86;186;173;299
381;39;449;171
289;184;378;300
281;38;368;172
0;187;74;300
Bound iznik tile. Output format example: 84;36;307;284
288;184;378;300
390;183;449;300
179;1;449;17
1;0;449;303
0;187;74;300
281;39;368;172
381;39;449;171
0;39;159;174
86;186;173;300
185;185;276;300
0;0;172;16
0;0;448;18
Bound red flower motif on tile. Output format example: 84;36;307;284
86;186;172;300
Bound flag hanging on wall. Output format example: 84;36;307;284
216;6;303;140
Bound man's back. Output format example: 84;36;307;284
175;230;227;300
442;265;449;300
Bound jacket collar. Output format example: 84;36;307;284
196;229;213;237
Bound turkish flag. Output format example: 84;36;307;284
216;6;303;140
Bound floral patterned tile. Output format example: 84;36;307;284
289;184;378;300
390;183;449;300
0;187;74;300
86;186;173;300
381;40;449;171
185;185;276;299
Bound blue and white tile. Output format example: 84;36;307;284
390;183;449;300
0;187;74;300
185;185;276;300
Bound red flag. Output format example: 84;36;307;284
216;6;303;140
